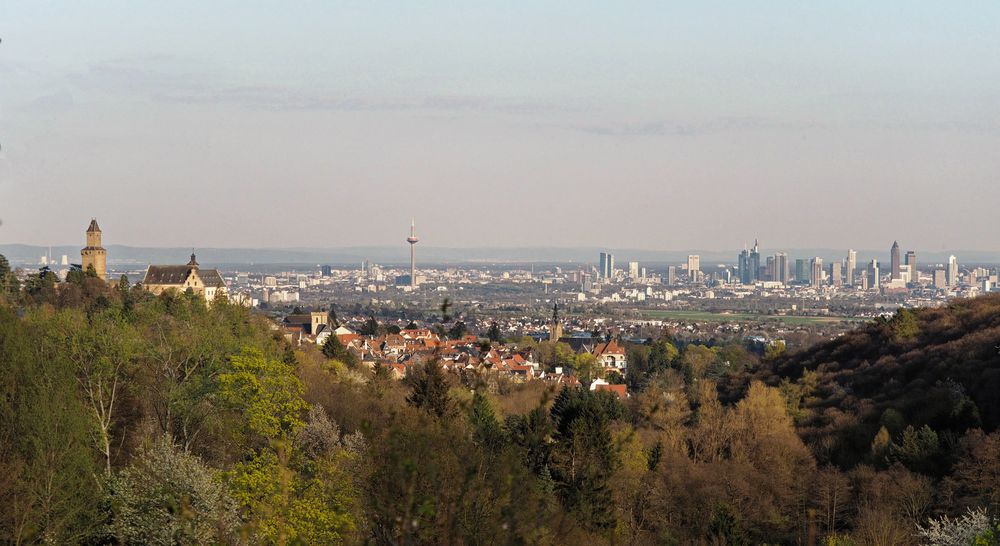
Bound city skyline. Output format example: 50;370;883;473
2;2;1000;249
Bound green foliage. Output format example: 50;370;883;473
322;332;359;368
406;359;454;418
549;388;623;531
0;307;101;543
469;391;506;453
889;425;940;474
219;347;308;441
890;308;920;340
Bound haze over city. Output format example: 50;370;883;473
2;2;1000;251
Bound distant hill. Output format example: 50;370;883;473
3;243;998;269
763;293;1000;469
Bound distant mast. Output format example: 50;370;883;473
406;218;419;288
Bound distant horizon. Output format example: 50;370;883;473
3;241;997;268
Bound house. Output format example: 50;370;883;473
142;254;227;302
590;378;628;399
592;339;627;372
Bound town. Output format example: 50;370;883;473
5;219;999;398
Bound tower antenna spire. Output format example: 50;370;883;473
406;218;420;288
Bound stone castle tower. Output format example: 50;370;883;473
81;219;107;280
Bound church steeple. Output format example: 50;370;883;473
187;252;199;268
548;303;563;341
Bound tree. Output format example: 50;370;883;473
219;347;307;442
448;320;467;340
469;391;506;453
0;308;101;543
57;308;140;475
405;359;453;419
549;388;622;532
359;315;380;337
104;437;240;545
486;321;502;342
321;333;359;369
680;344;717;384
222;350;358;543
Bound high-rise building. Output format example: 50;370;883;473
934;269;947;289
947;255;959;287
869;259;880;290
774;252;789;285
687;255;700;281
81;218;107;280
810;257;823;288
829;262;842;287
750;240;761;282
738;247;752;284
666;266;677;286
628;261;640;279
904;251;917;285
321;265;332;277
765;256;775;281
890;241;901;280
598;252;615;279
846;249;857;286
795;259;809;284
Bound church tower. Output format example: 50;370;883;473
81;219;107;280
548;303;563;341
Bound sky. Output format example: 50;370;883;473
1;1;999;252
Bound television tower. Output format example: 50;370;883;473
406;218;419;288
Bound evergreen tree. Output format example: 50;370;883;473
322;332;359;369
487;321;502;342
360;315;380;337
469;391;506;453
447;320;467;340
406;359;453;418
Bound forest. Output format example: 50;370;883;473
1;257;999;545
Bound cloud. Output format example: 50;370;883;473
64;58;565;116
576;116;826;136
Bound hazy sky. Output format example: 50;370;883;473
2;2;999;251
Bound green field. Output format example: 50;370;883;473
639;310;865;325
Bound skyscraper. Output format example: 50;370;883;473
796;259;809;283
750;240;761;282
666;266;677;286
905;251;917;285
846;249;857;286
738;247;752;284
869;259;880;289
598;252;616;279
829;262;842;287
774;252;789;285
810;257;823;288
628;261;640;279
687;255;700;281
406;219;419;288
947;255;959;287
890;241;901;280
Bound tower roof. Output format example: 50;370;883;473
87;218;101;233
187;253;199;267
